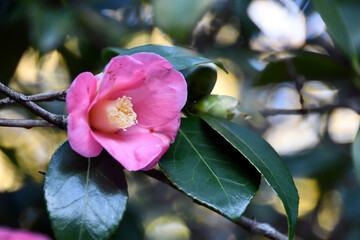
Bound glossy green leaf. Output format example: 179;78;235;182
202;116;299;240
44;141;128;240
256;52;352;86
101;44;227;72
313;0;360;70
352;127;360;185
159;117;260;220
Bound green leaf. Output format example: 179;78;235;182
44;141;128;240
101;44;227;72
313;0;360;70
202;116;299;240
256;52;352;86
352;127;360;185
159;117;260;220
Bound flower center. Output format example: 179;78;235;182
108;96;137;130
90;96;137;133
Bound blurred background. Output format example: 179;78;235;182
1;0;360;239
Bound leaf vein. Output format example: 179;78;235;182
78;158;91;240
179;129;233;208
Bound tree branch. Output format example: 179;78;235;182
260;106;336;116
0;89;67;106
0;83;67;129
236;217;288;240
284;59;305;109
143;169;289;240
0;118;56;128
260;100;360;117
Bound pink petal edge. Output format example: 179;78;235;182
96;55;146;100
67;71;103;157
66;72;98;114
149;113;182;143
92;130;165;171
68;114;103;157
131;52;173;79
140;142;169;171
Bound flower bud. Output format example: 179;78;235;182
181;64;217;101
191;95;243;120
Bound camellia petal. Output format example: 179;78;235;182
116;113;181;144
97;56;146;99
140;141;169;171
68;114;103;157
67;72;103;157
114;114;181;170
138;113;182;170
131;52;173;79
92;131;165;171
150;112;182;143
125;67;187;128
66;72;98;114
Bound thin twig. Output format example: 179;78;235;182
260;107;335;116
260;101;360;117
284;59;305;108
0;118;56;128
237;217;288;240
143;169;289;240
0;83;67;129
260;96;360;117
0;89;67;106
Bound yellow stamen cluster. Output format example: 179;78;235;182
107;96;137;130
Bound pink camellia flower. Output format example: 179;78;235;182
66;53;187;171
0;227;51;240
